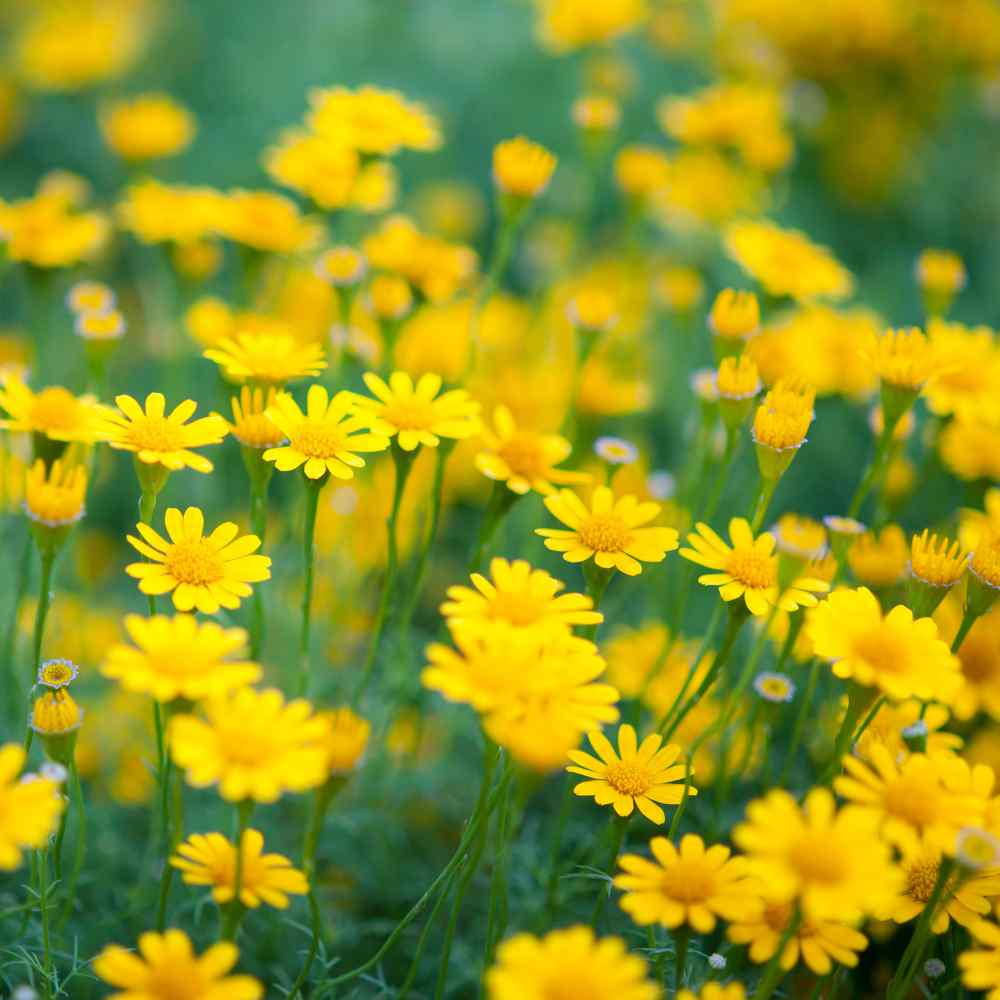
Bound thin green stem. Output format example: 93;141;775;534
750;477;779;532
673;929;690;994
298;479;323;698
543;777;574;919
483;763;515;971
589;813;629;929
951;608;979;653
249;484;268;660
3;532;30;719
399;865;460;999
32;550;56;680
778;658;819;787
469;481;520;574
221;800;255;941
37;848;54;1000
57;762;86;929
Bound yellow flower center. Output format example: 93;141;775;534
30;386;82;432
763;899;793;932
959;641;1000;683
40;662;74;686
852;627;908;675
489;591;545;627
579;514;630;553
382;399;435;431
130;417;185;452
291;422;346;459
883;775;944;829
905;857;940;903
164;539;224;586
725;549;776;590
498;435;547;479
789;832;846;885
146;965;208;1000
605;761;652;798
659;859;718;903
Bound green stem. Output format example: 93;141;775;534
581;564;614;641
32;550;56;681
750;477;779;532
399;865;460;999
847;425;893;519
673;928;690;994
543;777;574;919
353;446;414;704
139;489;158;526
951;608;979;653
221;800;255;940
298;479;323;698
3;532;30;720
778;658;819;787
820;685;869;785
703;430;741;522
58;762;86;928
249;484;268;660
153;701;173;931
589;813;629;929
483;763;515;972
37;848;54;1000
469;481;520;574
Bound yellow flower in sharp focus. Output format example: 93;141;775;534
203;331;327;385
101;393;228;473
37;658;78;690
307;85;441;155
567;724;695;825
485;926;659;1000
93;929;262;1000
537;486;678;576
751;381;815;471
834;745;985;850
24;458;86;527
168;687;330;803
733;787;901;922
727;893;868;976
614;833;757;932
724;219;853;303
680;518;829;616
492;137;558;199
171;829;308;909
0;744;64;869
126;507;271;615
318;707;371;776
228;387;285;450
444;557;603;636
807;587;960;702
101;614;260;703
476;405;589;496
910;529;968;589
100;93;196;161
264;384;391;479
30;688;83;736
350;371;480;452
0;377;110;444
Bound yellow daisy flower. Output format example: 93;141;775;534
93;929;262;1000
614;833;757;932
24;458;86;527
318;706;371;776
959;916;1000;996
263;384;391;480
350;371;481;452
485;926;659;1000
727;893;868;976
537;486;679;576
171;829;308;909
0;375;111;444
806;587;960;702
492;136;558;199
101;613;260;703
680;518;829;616
100;392;229;473
126;506;271;615
475;405;589;496
834;745;985;849
0;743;64;870
733;788;901;922
168;687;330;803
567;723;695;825
203;330;327;385
227;386;286;450
99;92;196;162
441;557;602;635
678;987;746;1000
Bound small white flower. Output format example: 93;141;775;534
13;986;39;1000
923;958;946;979
40;762;69;784
902;720;928;740
594;436;639;466
753;671;795;703
708;953;727;971
647;470;676;500
956;827;1000;871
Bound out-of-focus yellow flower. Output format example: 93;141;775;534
24;458;86;528
264;130;360;211
0;743;64;870
93;929;262;999
937;596;1000;721
485;926;659;1000
100;392;228;474
854;699;961;763
536;0;648;52
67;280;115;315
0;193;108;268
734;787;901;922
218;189;323;254
653;264;704;315
847;524;908;589
924;319;1000;423
863;327;938;395
709;288;760;345
614;144;670;203
538;485;679;576
184;297;235;349
117;180;223;246
493;136;558;200
101;613;260;703
315;246;367;288
171;829;308;909
172;239;223;282
126;506;271;615
807;587;960;702
75;309;125;343
307;85;441;154
655;149;766;230
317;707;371;776
475;405;589;496
916;249;966;316
368;274;413;323
264;384;390;480
939;417;1000;482
204;331;326;386
572;94;621;134
725;219;854;303
413;181;486;241
168;687;330;803
567;286;619;333
228;387;285;451
0;377;111;446
99;92;196;161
